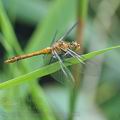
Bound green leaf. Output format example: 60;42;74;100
0;45;120;89
0;0;22;54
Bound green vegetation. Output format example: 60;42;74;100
0;0;120;120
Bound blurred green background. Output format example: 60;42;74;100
0;0;120;120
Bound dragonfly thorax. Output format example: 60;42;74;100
52;41;80;54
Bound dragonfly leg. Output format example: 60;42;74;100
59;48;74;64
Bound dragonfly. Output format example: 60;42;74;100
4;22;84;84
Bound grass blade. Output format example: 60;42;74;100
0;45;120;89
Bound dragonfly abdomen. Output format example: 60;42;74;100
4;47;52;63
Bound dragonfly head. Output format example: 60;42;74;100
71;42;80;51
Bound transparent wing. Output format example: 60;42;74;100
43;31;58;65
59;22;78;41
65;48;99;76
52;50;75;86
50;30;58;45
60;47;85;64
66;48;85;64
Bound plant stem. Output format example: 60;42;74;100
68;0;89;120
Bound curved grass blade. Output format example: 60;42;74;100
0;45;120;89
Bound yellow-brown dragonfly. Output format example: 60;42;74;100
4;22;84;84
4;40;81;64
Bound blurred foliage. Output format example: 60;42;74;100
0;0;120;120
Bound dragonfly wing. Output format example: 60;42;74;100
67;48;85;64
59;22;78;41
66;49;100;76
50;30;58;46
52;50;75;85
